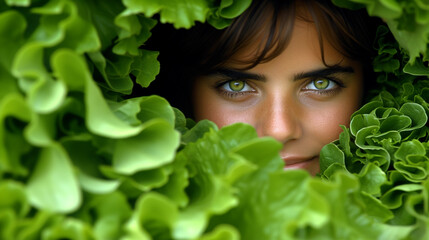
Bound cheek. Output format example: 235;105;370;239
306;97;360;145
193;82;250;127
194;101;254;128
309;75;363;144
309;110;348;144
194;102;235;127
193;88;219;123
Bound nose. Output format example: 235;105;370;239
255;96;303;144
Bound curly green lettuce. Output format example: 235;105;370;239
0;0;428;239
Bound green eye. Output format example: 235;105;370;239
229;80;245;91
313;79;330;89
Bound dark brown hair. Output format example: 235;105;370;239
143;0;379;116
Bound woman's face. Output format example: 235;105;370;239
192;19;364;175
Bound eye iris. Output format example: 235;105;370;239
314;79;329;89
229;80;245;91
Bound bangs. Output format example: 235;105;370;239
305;0;374;64
196;0;374;72
203;0;296;70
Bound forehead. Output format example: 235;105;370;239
224;19;347;71
219;2;344;68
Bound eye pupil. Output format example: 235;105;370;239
314;79;329;89
229;80;245;91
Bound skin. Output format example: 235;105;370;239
192;18;364;175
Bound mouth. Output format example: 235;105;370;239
282;156;319;171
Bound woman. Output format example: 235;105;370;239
148;0;378;175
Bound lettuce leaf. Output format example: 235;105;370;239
333;0;429;73
1;0;429;239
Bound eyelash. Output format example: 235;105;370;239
214;79;255;98
302;77;346;96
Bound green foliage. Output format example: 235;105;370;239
0;0;428;239
333;0;429;71
320;77;429;239
321;3;429;237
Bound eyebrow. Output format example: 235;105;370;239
293;65;355;81
208;65;354;82
210;68;266;81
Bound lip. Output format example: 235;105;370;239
282;156;319;170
